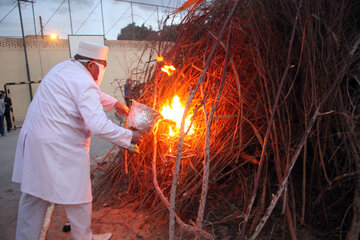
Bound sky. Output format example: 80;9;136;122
0;0;187;40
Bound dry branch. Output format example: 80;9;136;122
94;1;360;239
169;1;240;239
240;0;303;237
249;34;360;240
152;125;214;240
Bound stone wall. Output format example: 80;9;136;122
0;37;155;124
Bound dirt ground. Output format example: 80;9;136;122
47;201;169;240
46;152;170;240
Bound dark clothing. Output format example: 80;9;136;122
4;111;11;131
4;96;11;113
4;96;12;131
0;115;4;136
124;83;131;98
124;82;132;107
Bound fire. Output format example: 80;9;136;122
161;65;176;76
157;55;176;76
169;127;175;136
157;55;164;62
161;96;194;135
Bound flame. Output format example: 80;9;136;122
161;96;194;135
169;127;175;136
157;55;176;76
157;55;164;62
161;65;176;76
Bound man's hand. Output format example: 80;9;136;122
114;101;129;116
131;130;144;144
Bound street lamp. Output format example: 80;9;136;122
17;0;34;100
50;33;59;40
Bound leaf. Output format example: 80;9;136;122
174;0;205;14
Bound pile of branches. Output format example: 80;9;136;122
95;0;360;239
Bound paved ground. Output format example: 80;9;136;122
0;129;21;240
0;127;116;240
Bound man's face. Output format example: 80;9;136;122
87;61;99;80
86;61;106;81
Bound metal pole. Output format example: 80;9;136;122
130;2;134;23
100;0;105;37
156;6;159;29
18;0;33;101
31;0;37;36
67;0;73;34
39;16;44;38
131;2;134;40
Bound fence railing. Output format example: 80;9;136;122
0;0;185;40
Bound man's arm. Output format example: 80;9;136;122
78;86;134;148
100;92;129;115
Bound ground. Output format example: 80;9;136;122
47;153;170;240
47;201;169;239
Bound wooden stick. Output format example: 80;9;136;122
240;0;303;237
169;1;240;239
38;203;56;240
249;33;360;240
151;125;214;239
91;144;117;176
197;28;232;228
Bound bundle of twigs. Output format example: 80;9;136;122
94;0;360;239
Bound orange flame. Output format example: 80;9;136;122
161;96;194;135
169;127;175;136
157;55;176;76
157;55;164;62
161;65;176;76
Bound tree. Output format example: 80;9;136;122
117;23;156;41
117;23;180;41
158;25;179;42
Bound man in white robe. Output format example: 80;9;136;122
12;41;142;240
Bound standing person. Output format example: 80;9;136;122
1;90;12;132
0;91;5;137
124;78;133;107
12;41;143;240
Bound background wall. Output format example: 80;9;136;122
0;37;154;125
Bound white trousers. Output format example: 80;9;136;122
16;192;93;240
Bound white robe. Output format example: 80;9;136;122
12;59;132;204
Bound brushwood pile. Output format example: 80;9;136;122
95;0;360;239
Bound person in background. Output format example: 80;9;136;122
124;78;133;107
12;41;143;240
1;90;12;132
0;91;5;137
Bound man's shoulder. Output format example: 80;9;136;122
51;60;92;82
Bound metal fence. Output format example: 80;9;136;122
0;0;186;40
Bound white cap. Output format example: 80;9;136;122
77;41;109;61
